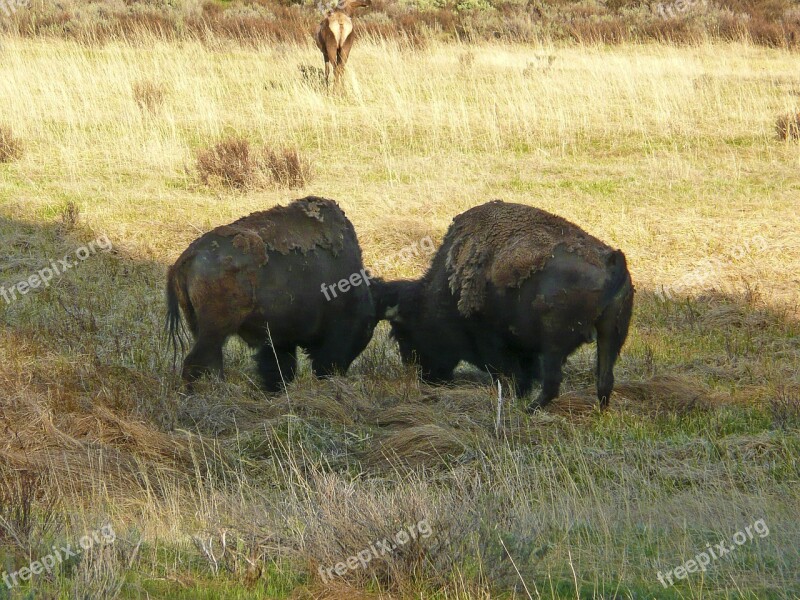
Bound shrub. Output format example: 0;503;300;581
197;136;255;190
6;0;800;48
197;137;312;190
776;111;800;140
60;201;81;231
262;147;312;189
0;125;23;163
132;80;167;113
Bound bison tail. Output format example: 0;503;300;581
165;265;190;369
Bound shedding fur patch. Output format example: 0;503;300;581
444;200;614;316
214;196;347;259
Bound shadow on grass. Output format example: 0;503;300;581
1;215;799;597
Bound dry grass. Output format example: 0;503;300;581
132;79;167;113
196;136;311;190
776;110;800;140
0;32;798;597
262;147;312;189
60;200;80;231
0;124;22;162
196;135;255;190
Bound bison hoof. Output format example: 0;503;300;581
526;393;555;413
525;400;544;413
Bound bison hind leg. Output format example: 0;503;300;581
182;334;226;387
256;344;297;392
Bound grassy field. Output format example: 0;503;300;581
0;33;799;598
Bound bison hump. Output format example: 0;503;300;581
214;196;349;259
443;201;612;317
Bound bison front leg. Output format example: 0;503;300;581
511;354;538;398
595;277;634;408
308;335;357;378
526;352;563;411
256;344;297;392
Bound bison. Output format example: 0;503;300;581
166;196;377;391
372;200;634;410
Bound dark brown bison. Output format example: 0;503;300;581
166;196;377;391
372;200;634;410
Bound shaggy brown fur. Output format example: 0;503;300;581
314;0;371;88
372;200;633;409
166;196;377;391
444;200;612;316
211;197;347;259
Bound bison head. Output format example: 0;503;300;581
372;279;425;362
371;279;458;381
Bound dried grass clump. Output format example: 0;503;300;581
0;125;23;163
196;136;312;190
0;468;61;550
776;111;800;140
196;136;255;190
552;375;719;419
768;387;800;430
299;64;325;89
60;200;80;231
132;79;167;113
262;147;312;189
70;530;141;599
364;424;470;468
